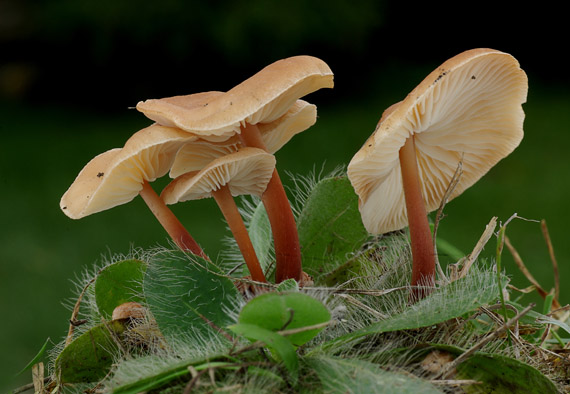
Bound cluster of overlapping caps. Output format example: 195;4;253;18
60;48;528;300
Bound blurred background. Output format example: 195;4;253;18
1;0;568;390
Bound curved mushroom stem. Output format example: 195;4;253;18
139;180;209;260
239;123;302;282
399;136;435;301
211;185;267;283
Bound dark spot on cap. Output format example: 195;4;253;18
97;172;104;178
471;75;476;80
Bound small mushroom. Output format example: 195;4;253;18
137;56;333;282
60;124;208;259
169;99;316;178
112;302;147;321
347;48;528;300
161;147;276;283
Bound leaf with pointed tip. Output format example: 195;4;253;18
246;201;273;276
296;176;369;278
307;356;442;393
320;269;501;352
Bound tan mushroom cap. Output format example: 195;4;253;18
60;124;198;219
347;48;528;234
136;56;333;141
162;148;276;204
169;99;316;178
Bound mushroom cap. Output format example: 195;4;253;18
347;48;528;234
60;124;198;219
136;55;333;141
168;99;316;178
161;147;276;203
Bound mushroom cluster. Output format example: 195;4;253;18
61;55;333;284
347;48;528;300
61;49;528;300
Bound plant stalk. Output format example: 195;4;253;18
239;123;302;282
212;185;267;282
139;180;208;259
399;135;435;301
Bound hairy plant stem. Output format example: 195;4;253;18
399;136;435;301
239;123;302;282
139;180;208;259
212;185;267;282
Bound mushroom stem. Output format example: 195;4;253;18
139;180;208;259
399;136;436;300
211;185;267;283
239;123;302;282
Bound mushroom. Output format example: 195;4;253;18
161;148;277;283
169;99;316;178
347;48;528;300
137;56;333;282
60;124;208;259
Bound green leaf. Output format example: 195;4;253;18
238;292;330;346
456;353;558;393
16;337;50;376
296;176;369;277
247;201;273;276
95;259;147;319
306;356;442;393
228;323;298;380
321;269;500;352
143;250;239;341
55;320;126;383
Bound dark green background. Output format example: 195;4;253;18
2;1;568;391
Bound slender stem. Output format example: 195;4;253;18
239;123;302;282
212;185;267;282
399;136;435;301
139;180;209;259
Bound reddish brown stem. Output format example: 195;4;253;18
239;123;302;282
212;185;267;283
399;136;435;301
139;180;209;260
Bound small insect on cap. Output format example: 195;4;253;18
347;48;528;234
136;56;333;142
60;124;198;219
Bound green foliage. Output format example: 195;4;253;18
297;176;370;278
95;259;147;319
236;292;331;347
246;200;273;276
320;268;502;353
456;353;558;393
229;323;299;381
55;320;126;383
143;250;239;342
307;356;442;394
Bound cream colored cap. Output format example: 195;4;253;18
168;99;316;178
347;48;528;234
60;124;198;218
136;56;332;141
162;147;276;203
